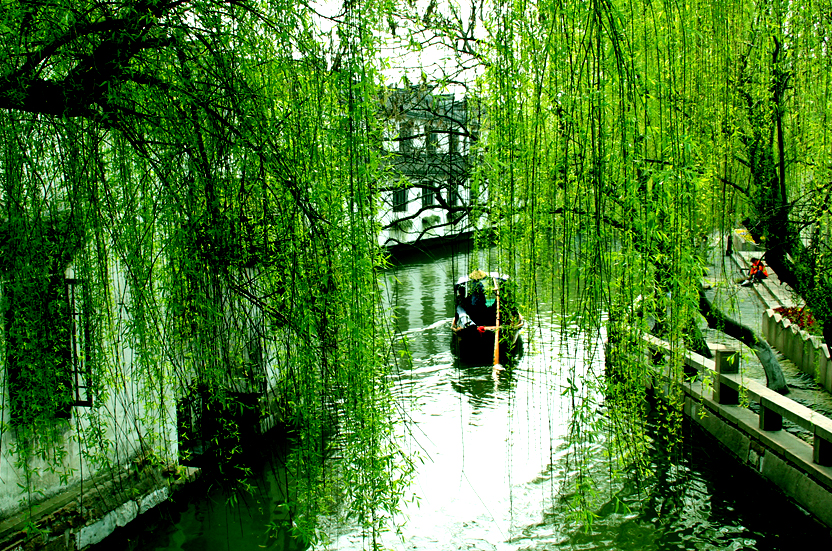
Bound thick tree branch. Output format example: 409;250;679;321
0;0;176;118
382;213;469;246
716;174;749;197
699;288;788;393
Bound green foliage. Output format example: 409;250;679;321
3;0;832;543
0;0;407;544
1;214;81;428
459;0;832;527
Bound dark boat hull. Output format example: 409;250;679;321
451;317;524;363
451;270;523;364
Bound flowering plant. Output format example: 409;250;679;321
773;306;824;337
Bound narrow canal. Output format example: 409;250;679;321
121;248;831;550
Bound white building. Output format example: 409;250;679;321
377;86;485;249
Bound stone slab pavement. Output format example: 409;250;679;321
700;237;832;426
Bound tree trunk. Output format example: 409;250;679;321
699;289;788;394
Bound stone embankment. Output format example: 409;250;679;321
645;230;832;530
0;463;199;551
762;309;832;392
646;338;832;528
731;229;832;391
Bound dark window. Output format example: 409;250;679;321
449;131;458;154
447;180;458;207
400;121;413;153
422;186;435;208
427;127;439;154
67;278;93;406
4;271;91;425
393;188;408;212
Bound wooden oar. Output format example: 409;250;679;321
493;277;501;366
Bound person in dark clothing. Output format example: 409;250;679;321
468;280;488;324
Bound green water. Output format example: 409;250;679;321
118;247;832;550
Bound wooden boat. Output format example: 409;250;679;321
451;270;524;363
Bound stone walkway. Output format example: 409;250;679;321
733;250;803;310
701;239;832;425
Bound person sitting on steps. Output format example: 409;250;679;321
741;257;768;286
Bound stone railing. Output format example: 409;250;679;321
762;308;832;393
641;335;832;528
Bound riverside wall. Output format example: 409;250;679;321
762;308;832;392
0;463;200;551
645;337;832;530
0;387;294;551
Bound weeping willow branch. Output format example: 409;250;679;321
0;1;406;543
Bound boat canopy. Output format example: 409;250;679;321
454;271;510;289
453;271;518;327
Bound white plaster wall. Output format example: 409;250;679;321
0;255;179;519
378;178;479;248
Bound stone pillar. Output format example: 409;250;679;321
762;309;774;343
814;425;832;467
777;319;791;352
800;333;813;378
806;340;818;382
822;344;832;393
787;325;801;366
772;313;783;352
760;397;784;431
713;345;739;405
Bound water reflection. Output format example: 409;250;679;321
366;246;832;550
100;449;302;551
120;245;832;550
558;415;832;550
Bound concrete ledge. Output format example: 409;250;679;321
688;399;751;459
683;388;832;525
0;465;199;551
75;500;139;549
762;451;832;528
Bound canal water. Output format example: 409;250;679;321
123;247;831;550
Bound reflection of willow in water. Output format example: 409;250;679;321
538;411;832;550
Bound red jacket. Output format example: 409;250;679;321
750;260;768;278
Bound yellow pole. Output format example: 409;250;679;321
493;277;501;366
